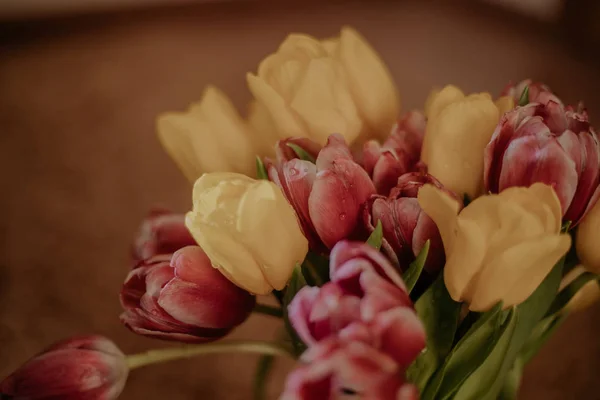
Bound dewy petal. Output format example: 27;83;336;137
236;181;308;290
282;159;318;235
498;136;578;214
372;150;411;195
290;58;362;145
336;26;399;139
362;140;383;175
470;234;571;311
315;133;354;170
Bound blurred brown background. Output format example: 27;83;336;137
1;0;600;399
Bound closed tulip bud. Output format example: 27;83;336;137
361;111;427;195
247;26;399;146
421;85;501;199
418;183;571;311
577;198;600;273
267;134;376;251
120;246;255;342
501;79;563;106
0;335;128;400
364;172;457;275
281;338;419;400
157;86;257;181
185;173;308;294
132;209;196;263
484;102;600;226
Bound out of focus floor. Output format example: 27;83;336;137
1;1;599;399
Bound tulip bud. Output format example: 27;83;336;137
576;198;600;273
364;172;457;275
421;86;501;199
418;183;571;311
186;173;308;294
281;338;419;400
120;246;255;342
267;134;376;251
157;86;258;180
132;209;197;263
247;27;399;146
484;102;600;226
0;335;128;400
361;111;427;195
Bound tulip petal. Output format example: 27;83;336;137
290;58;362;144
337;26;399;139
470;234;571;310
309;159;375;248
498;135;578;214
236;181;309;290
372;150;410;195
417;184;461;254
247;73;308;139
577;195;600;274
372;308;426;368
157;113;203;182
423;85;464;119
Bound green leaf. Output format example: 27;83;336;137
453;259;564;400
402;240;430;293
498;358;524;400
518;86;529;106
253;355;274;400
287;143;316;163
366;220;383;250
545;272;597;317
301;251;330;287
282;266;308;356
423;304;511;400
519;313;567;364
561;220;572;233
256;156;269;180
406;274;461;392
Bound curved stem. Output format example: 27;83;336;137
254;303;284;318
126;340;295;370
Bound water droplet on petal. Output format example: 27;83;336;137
339;212;347;220
289;168;298;176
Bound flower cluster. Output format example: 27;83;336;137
3;26;600;400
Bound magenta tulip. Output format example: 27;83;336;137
361;111;427;195
267;134;376;250
120;246;255;342
0;335;128;400
485;101;600;225
288;241;425;368
280;338;419;400
364;172;455;274
132;209;197;263
501;79;563;106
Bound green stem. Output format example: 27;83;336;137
126;340;295;370
254;303;284;318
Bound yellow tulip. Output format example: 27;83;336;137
247;26;399;145
421;85;501;199
576;198;600;274
157;86;257;182
185;172;308;295
559;266;600;313
418;182;571;311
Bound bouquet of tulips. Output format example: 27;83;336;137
3;27;600;400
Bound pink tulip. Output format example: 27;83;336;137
361;111;427;195
275;137;322;162
280;338;419;400
132;209;197;263
120;246;255;342
363;172;455;274
501;79;563;106
485;101;600;225
267;134;376;250
288;242;425;367
0;335;128;400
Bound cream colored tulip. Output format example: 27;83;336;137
157;86;257;182
247;26;399;146
418;182;571;311
559;266;600;313
421;85;501;199
576;198;600;274
185;172;308;295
